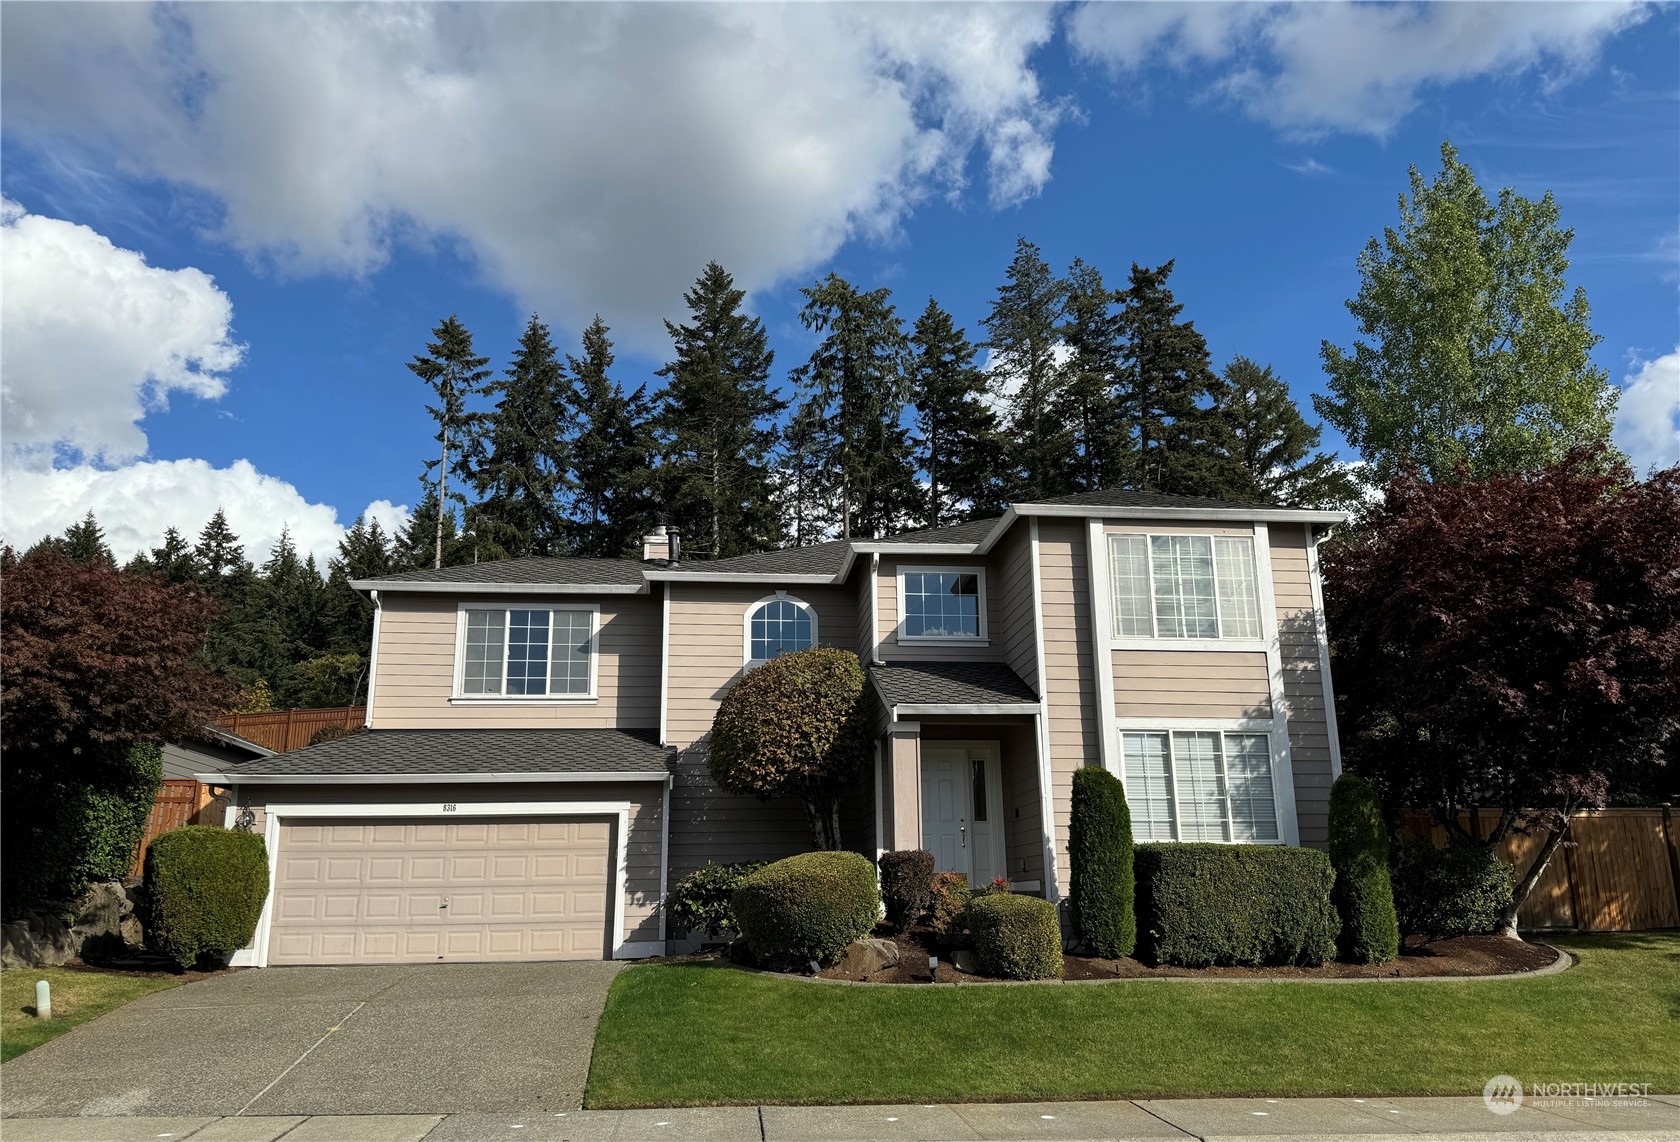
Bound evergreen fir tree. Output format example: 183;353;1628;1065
316;517;394;703
474;314;571;558
656;262;786;558
393;492;475;570
37;511;115;564
192;509;246;587
984;238;1071;501
1215;358;1363;509
566;316;658;558
774;400;835;546
789;274;917;539
908;297;1004;528
408;315;491;569
1114;260;1244;498
1053;259;1127;493
149;527;198;583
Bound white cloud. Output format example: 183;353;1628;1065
1067;1;1652;137
1615;348;1680;475
0;198;243;467
1;3;1062;347
0;458;410;568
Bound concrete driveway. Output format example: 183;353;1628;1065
1;961;625;1119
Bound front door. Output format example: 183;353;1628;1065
920;744;1006;887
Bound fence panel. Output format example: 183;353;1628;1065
215;707;365;753
130;779;202;877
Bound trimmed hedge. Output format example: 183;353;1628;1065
666;861;765;940
144;825;269;970
1392;838;1515;939
968;894;1063;980
878;850;935;932
1328;774;1400;963
1068;766;1135;958
928;871;974;951
732;850;880;969
1135;843;1338;967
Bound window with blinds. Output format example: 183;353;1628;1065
1109;533;1262;641
1120;730;1280;843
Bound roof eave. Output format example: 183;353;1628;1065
643;570;841;585
1013;503;1350;525
350;579;647;595
197;769;672;785
890;702;1040;718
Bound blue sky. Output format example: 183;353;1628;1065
2;2;1676;566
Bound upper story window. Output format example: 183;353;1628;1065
1122;729;1279;843
745;594;817;667
457;604;596;699
899;567;986;640
1109;534;1261;641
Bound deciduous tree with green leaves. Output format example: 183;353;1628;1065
1316;141;1618;483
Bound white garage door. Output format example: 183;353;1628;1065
268;817;613;965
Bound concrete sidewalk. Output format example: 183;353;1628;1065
3;1094;1676;1141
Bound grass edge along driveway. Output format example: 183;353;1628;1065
1;967;181;1063
584;932;1680;1108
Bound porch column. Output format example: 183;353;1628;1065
885;721;922;851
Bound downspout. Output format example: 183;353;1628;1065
364;590;382;729
869;553;883;665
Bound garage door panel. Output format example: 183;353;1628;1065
269;815;616;965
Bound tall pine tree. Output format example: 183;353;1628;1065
474;314;571;558
774;400;833;546
408;315;491;569
908;297;1003;528
566;316;657;558
1214;358;1363;509
1053;259;1127;493
789;274;917;539
657;262;785;558
984;238;1071;502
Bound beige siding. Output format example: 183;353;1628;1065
1112;650;1272;719
875;555;1005;663
1038;520;1100;896
370;593;660;731
1271;524;1335;847
664;583;857;748
996;525;1038;689
236;780;664;947
667;741;813;881
855;562;877;661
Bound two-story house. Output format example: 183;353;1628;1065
199;489;1347;967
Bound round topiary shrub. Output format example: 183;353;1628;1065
877;849;935;932
666;861;765;941
732;850;880;969
1392;838;1515;939
144;825;269;970
1328;773;1400;963
1068;765;1135;958
968;893;1063;980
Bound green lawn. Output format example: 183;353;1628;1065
1;967;181;1063
585;933;1680;1108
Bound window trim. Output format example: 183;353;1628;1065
1106;532;1266;650
1114;720;1287;845
451;601;600;703
742;591;820;669
895;564;989;644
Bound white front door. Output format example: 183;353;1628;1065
920;744;1006;887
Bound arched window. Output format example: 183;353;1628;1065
744;594;817;666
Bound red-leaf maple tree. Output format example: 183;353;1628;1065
1322;450;1680;937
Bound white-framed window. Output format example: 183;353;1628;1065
897;566;987;641
455;604;598;700
744;593;818;667
1108;533;1262;641
1120;729;1280;843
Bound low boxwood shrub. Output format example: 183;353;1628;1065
1328;774;1400;963
968;894;1063;980
1135;842;1337;967
732;850;880;969
927;870;973;950
144;825;269;970
1068;766;1135;958
666;861;765;941
1392;838;1515;939
877;849;935;932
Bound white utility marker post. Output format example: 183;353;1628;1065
35;979;51;1020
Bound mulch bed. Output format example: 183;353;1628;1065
60;956;236;982
809;926;1558;984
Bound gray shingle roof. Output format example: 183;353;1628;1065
1018;488;1285;512
212;728;672;777
869;661;1038;707
882;516;1001;544
359;557;647;588
674;537;853;577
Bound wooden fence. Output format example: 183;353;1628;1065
130;779;203;877
1399;807;1680;932
215;706;366;753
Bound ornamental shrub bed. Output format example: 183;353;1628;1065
666;861;765;941
144;825;269;970
1392;838;1515;939
927;871;974;951
1068;766;1135;958
732;850;879;969
877;849;935;932
1134;842;1338;967
968;893;1063;980
1328;774;1400;963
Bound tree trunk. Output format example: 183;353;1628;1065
435;429;449;570
1498;812;1570;940
802;795;843;851
711;447;722;558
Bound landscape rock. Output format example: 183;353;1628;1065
834;937;899;977
951;949;979;974
1;881;146;968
